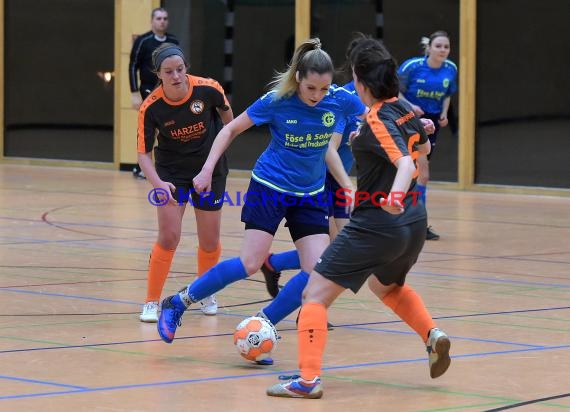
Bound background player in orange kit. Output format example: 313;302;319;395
137;43;233;322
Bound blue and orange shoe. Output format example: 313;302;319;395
266;375;323;399
157;295;186;343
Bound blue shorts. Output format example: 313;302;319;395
326;173;351;219
241;179;329;239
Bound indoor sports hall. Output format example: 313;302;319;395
1;1;568;411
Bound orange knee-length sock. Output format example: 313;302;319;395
146;243;175;303
381;284;436;343
298;302;328;381
197;243;221;276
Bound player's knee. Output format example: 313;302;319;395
158;230;181;250
241;255;265;276
302;274;328;305
198;239;220;253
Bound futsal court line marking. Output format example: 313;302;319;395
1;266;568;304
413;271;570;289
332;306;570;327
8;208;570;260
419;248;570;267
0;237;127;246
331;327;547;348
0;375;87;390
0;344;568;401
0;270;271;290
421;254;570;266
418;248;570;266
481;392;570;412
428;214;570;230
0;214;294;246
0;288;140;305
0;287;268;309
2;305;566;355
416;263;570;282
6;209;563;260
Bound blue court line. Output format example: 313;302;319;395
0;375;87;390
0;288;140;306
0;237;117;246
338;326;546;348
0;285;265;306
0;334;234;355
2;270;568;312
412;271;570;289
0;344;568;401
0;321;549;357
332;306;570;327
500;256;570;266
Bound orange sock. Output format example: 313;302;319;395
298;302;328;381
197;243;221;277
381;284;436;342
146;243;175;302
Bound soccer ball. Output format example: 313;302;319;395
233;316;278;362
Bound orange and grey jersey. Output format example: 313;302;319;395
351;97;428;224
137;74;230;180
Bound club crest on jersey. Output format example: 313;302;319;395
443;78;450;88
322;111;335;127
190;100;205;114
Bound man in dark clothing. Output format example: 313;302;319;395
129;7;179;178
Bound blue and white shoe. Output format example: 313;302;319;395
199;294;218;316
266;375;323;399
157;295;186;343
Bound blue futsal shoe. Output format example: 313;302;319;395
255;357;274;366
157;295;186;343
266;375;323;399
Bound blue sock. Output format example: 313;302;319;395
261;271;309;325
268;250;300;272
179;257;247;306
416;184;427;206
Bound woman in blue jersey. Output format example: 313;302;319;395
156;38;367;345
267;36;451;400
260;89;359;298
259;35;367;299
398;30;458;240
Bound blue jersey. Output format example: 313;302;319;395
246;86;366;196
398;57;458;115
336;81;360;174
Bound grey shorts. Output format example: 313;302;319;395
314;217;427;293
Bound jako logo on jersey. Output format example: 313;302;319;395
164;120;175;126
190;100;205;114
322;112;335;127
286;119;298;124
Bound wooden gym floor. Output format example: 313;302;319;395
0;164;568;411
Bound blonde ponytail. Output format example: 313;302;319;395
269;38;333;99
